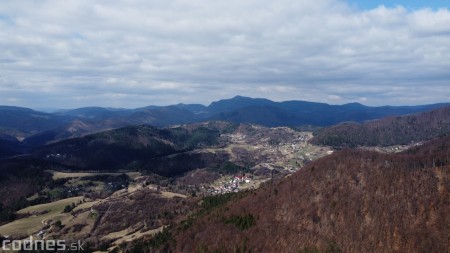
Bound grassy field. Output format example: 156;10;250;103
103;226;166;246
72;200;100;212
160;191;187;199
46;170;141;180
0;196;83;237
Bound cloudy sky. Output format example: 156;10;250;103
1;0;449;109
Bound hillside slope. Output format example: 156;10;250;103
311;106;450;147
0;134;29;158
33;125;224;177
173;136;450;253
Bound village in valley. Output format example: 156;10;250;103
173;123;333;196
206;173;254;194
56;123;333;198
0;123;334;251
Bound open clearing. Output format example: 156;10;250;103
103;226;166;246
46;170;141;180
0;196;83;237
160;191;187;199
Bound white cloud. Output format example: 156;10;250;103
327;95;343;101
0;0;449;108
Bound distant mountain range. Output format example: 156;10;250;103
0;96;449;147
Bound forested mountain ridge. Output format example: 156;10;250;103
33;124;224;176
311;106;450;147
205;96;450;126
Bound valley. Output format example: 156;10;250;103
2;0;450;251
0;121;333;252
0;100;449;252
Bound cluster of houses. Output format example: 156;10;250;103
361;143;421;153
297;134;310;142
64;181;127;199
107;182;127;190
209;175;251;194
66;186;81;196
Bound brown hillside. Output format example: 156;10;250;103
174;136;450;253
311;106;450;147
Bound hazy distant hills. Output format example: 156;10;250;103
0;106;71;137
172;103;208;114
312;105;450;147
207;96;450;126
208;105;301;127
55;106;132;120
0;96;449;146
123;106;198;126
174;136;450;252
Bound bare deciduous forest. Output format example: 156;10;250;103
172;136;450;253
312;106;450;147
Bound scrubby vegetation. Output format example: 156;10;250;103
224;214;256;230
201;192;246;213
298;241;341;253
0;158;56;224
63;203;76;213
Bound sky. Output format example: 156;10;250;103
1;0;450;109
349;0;449;10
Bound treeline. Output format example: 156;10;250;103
207;161;249;175
0;158;59;224
311;106;450;147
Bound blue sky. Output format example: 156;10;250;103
0;0;449;109
349;0;450;10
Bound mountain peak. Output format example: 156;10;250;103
341;102;367;108
231;95;250;100
208;96;275;114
